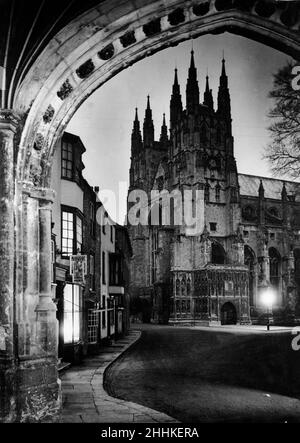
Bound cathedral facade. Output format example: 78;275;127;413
127;51;300;326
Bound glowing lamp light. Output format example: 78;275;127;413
261;287;276;308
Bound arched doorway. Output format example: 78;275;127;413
1;0;300;423
221;302;237;325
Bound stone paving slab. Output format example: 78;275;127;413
60;330;178;423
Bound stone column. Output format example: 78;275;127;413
0;110;20;422
0;111;19;358
34;188;58;355
16;186;60;422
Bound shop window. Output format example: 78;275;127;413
89;254;95;290
88;309;98;343
102;311;106;329
63;284;81;344
110;310;115;326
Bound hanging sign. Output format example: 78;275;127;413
70;255;87;284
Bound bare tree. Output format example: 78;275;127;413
264;61;300;179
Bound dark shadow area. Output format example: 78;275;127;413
105;325;300;422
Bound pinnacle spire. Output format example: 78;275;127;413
217;56;231;127
174;68;179;87
220;56;228;87
170;68;183;128
190;48;195;69
160;113;169;145
281;181;288;200
258;179;264;197
131;107;142;155
203;74;214;110
143;95;154;147
186;49;199;114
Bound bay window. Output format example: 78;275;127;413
61;207;83;256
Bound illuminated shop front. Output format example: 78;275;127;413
63;283;83;361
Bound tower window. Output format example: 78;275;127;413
210;222;217;232
211;243;226;264
204;183;210;202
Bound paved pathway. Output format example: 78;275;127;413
60;330;178;423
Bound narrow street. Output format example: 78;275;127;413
105;324;300;423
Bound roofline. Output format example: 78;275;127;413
62;131;86;154
238;172;300;185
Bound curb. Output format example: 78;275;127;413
102;330;142;395
90;329;179;423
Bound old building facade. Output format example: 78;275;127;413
128;52;300;326
51;132;130;364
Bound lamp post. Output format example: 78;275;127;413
261;286;276;331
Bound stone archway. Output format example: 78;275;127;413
1;0;300;423
221;302;237;325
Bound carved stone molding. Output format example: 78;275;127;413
57;79;73;100
0;109;21;130
43;105;55;124
22;182;56;203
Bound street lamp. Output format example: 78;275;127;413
261;287;276;331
